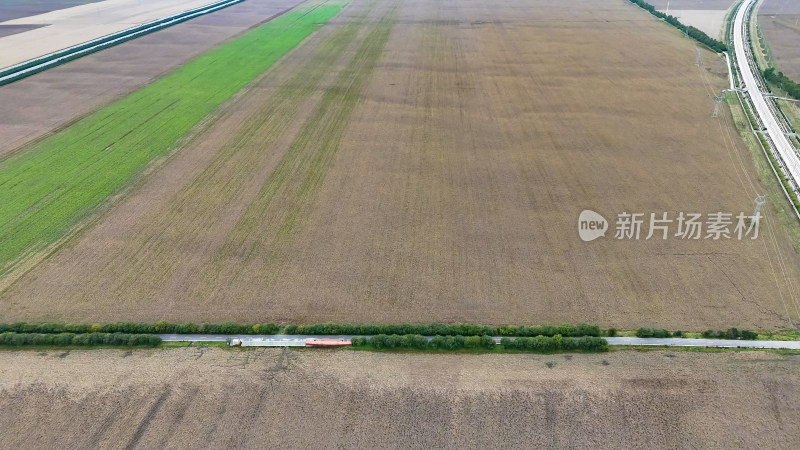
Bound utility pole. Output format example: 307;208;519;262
695;48;701;66
753;194;767;223
713;95;725;117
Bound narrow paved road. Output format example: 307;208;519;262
733;0;800;188
605;336;800;349
159;334;800;349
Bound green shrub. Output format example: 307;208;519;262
636;328;671;338
740;330;758;340
0;332;161;348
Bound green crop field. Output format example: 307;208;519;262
0;1;346;274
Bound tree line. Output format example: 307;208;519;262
636;327;758;339
351;334;608;353
0;332;162;348
627;0;727;52
0;321;601;337
500;335;608;352
763;67;800;101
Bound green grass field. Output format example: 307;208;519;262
0;1;345;274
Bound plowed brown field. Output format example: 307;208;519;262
1;0;799;330
0;348;798;448
760;0;800;80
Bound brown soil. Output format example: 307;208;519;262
0;24;45;38
760;0;800;80
1;0;799;330
0;348;798;448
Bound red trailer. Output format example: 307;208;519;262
305;338;352;347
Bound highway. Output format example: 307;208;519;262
732;0;800;191
159;334;800;349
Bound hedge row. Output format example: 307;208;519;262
702;328;758;340
500;336;608;352
628;0;727;52
0;332;162;348
636;327;758;340
0;322;601;337
636;328;673;338
764;67;800;101
350;334;609;353
351;334;496;350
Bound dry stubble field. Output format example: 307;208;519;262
0;348;798;448
759;0;800;80
1;0;799;330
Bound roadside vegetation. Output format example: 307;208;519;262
350;334;609;353
763;68;800;101
725;89;800;251
634;327;758;340
0;321;602;337
1;321;787;342
0;332;161;348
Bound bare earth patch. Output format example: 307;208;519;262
759;0;800;80
0;348;798;448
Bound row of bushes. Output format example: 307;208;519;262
500;336;609;352
636;328;673;338
351;334;608;353
0;321;601;338
351;334;497;350
627;0;727;52
636;327;758;340
764;68;800;101
0;321;279;335
0;332;162;348
288;322;600;337
701;328;758;340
